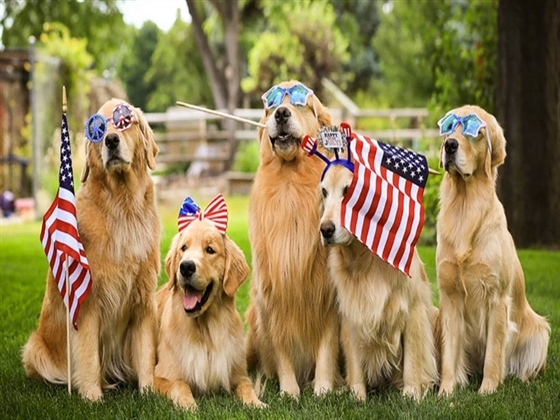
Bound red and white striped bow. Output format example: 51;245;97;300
177;194;228;234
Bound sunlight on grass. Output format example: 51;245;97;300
1;195;558;418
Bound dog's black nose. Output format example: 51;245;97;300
444;138;459;155
275;106;291;125
105;133;120;150
320;221;336;239
180;260;196;278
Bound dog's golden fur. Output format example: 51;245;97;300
436;104;550;396
22;98;161;401
319;164;439;401
245;80;340;397
155;219;265;410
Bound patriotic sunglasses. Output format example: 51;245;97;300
177;194;228;235
85;103;135;143
301;122;355;181
261;83;313;109
437;112;492;153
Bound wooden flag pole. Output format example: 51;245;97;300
176;101;266;128
175;100;440;175
62;86;72;395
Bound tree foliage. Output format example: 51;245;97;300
373;0;498;114
331;0;382;96
242;0;349;101
144;15;212;111
1;0;125;73
117;22;162;112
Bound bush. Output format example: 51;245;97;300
232;141;260;173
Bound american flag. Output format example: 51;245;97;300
40;113;92;329
342;134;428;276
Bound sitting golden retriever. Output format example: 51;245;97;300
22;98;161;401
154;195;265;410
436;105;550;396
245;80;340;397
319;163;439;401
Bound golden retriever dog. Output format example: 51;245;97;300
22;98;161;401
436;105;550;396
154;205;265;410
245;80;340;397
319;163;439;401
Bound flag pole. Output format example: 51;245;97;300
176;101;266;128
62;86;72;395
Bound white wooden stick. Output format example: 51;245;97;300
175;101;266;128
65;258;72;394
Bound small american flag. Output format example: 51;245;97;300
342;134;428;276
40;113;92;329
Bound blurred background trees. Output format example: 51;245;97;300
1;0;557;248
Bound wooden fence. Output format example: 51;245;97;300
144;106;440;172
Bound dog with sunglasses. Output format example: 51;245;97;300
436;105;550;397
245;80;341;398
22;99;161;401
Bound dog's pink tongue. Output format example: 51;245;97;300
183;291;203;311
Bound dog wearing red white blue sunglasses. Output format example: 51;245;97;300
436;105;550;397
245;80;341;398
22;98;161;401
154;195;266;411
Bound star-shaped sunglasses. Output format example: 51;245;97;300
85;103;135;143
437;112;492;154
437;113;486;138
261;83;313;109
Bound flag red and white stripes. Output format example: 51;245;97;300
342;134;428;276
40;113;91;329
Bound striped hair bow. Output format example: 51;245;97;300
177;194;228;234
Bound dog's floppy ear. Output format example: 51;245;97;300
438;140;444;169
136;107;159;170
485;115;507;170
81;141;91;182
164;234;181;290
222;235;249;297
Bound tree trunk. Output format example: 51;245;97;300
185;0;241;171
496;0;559;248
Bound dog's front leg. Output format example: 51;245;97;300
402;302;438;400
129;299;157;393
479;293;509;394
341;319;366;401
437;265;467;398
72;309;102;401
276;349;300;399
313;312;338;396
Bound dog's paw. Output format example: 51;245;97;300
246;399;268;409
175;396;197;412
350;384;367;402
478;378;499;395
279;386;300;401
139;382;154;395
313;380;334;397
402;385;422;402
80;386;103;402
437;380;455;398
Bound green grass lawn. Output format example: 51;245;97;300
1;194;559;419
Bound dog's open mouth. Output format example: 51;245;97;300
182;282;213;314
270;133;299;149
